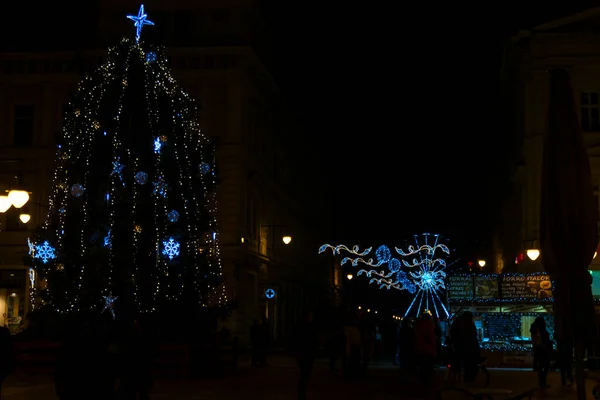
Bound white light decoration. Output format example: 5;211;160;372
526;249;540;261
0;195;11;212
282;235;292;245
319;233;452;318
347;273;353;280
8;190;29;208
478;259;486;268
19;214;31;223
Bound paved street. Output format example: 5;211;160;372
4;357;600;400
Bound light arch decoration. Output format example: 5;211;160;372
319;233;451;318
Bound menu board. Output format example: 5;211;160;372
474;275;499;298
501;274;553;299
447;275;474;300
591;271;600;298
485;315;521;339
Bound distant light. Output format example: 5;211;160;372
478;259;486;268
526;249;540;261
282;235;292;245
19;214;31;223
367;309;371;313
10;292;16;297
346;273;353;280
240;237;245;244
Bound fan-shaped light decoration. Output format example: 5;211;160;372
0;195;11;213
19;214;31;223
8;190;29;208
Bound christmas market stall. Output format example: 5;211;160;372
447;272;554;367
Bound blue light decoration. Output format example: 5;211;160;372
265;288;276;299
134;171;148;185
111;157;125;186
167;210;179;223
153;176;167;197
162;237;180;260
102;292;118;319
146;51;157;64
126;4;154;43
34;241;57;264
199;162;211;175
70;183;85;198
319;233;452;319
153;137;162;153
104;230;112;249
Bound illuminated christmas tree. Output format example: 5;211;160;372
28;5;226;319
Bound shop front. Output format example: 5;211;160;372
447;272;554;367
0;268;27;333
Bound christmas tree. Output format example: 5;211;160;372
28;5;226;320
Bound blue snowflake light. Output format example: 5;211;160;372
126;4;154;42
319;233;452;319
111;157;125;185
70;183;85;198
162;238;180;260
34;241;56;264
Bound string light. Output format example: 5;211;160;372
319;233;452;318
28;36;226;315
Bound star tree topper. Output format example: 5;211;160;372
127;4;154;42
102;292;118;319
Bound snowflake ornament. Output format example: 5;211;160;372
162;238;180;260
34;241;56;264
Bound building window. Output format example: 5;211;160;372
581;92;600;132
13;105;34;147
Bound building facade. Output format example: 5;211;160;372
0;0;332;340
507;7;600;273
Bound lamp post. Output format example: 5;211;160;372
526;240;541;261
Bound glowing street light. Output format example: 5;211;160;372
346;273;353;280
282;235;292;245
478;259;486;268
527;248;540;261
19;214;31;223
7;190;29;208
0;195;10;213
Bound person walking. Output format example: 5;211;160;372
293;312;319;400
530;317;552;389
415;312;437;387
0;325;15;400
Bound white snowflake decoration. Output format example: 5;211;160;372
162;237;180;260
34;241;56;264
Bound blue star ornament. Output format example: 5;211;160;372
127;4;154;42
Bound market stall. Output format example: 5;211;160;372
447;272;554;367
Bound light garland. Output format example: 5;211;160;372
28;18;227;316
319;233;452;318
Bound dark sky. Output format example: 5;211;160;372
2;1;598;247
264;2;599;246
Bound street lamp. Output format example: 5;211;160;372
7;190;29;209
0;195;10;213
346;273;353;280
478;259;486;268
526;248;540;261
282;235;292;245
19;214;31;223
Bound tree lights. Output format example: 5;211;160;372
28;30;226;316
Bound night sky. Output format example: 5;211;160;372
2;1;598;248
